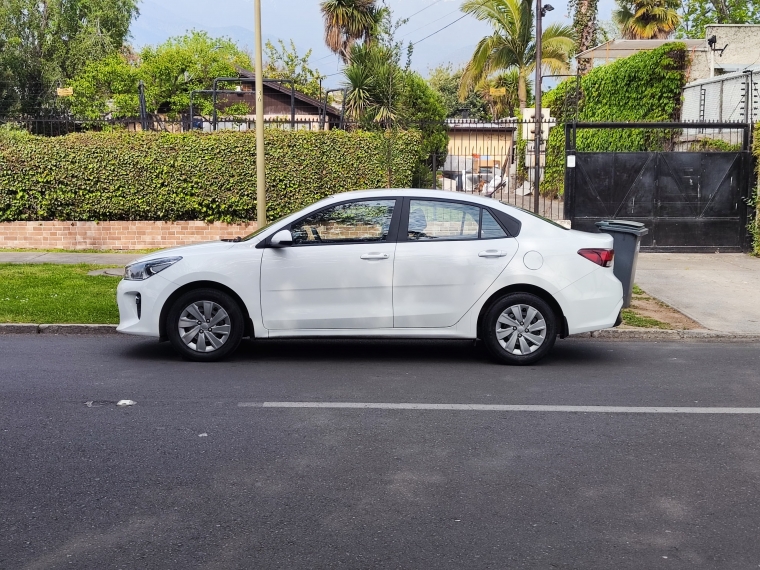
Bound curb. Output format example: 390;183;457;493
0;323;118;335
2;324;760;341
570;328;760;342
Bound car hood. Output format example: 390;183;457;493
132;241;236;264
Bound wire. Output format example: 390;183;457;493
398;7;461;39
401;0;443;21
411;14;467;45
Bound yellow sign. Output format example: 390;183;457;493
56;87;73;97
489;87;507;97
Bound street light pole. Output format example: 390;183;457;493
254;0;266;226
533;0;543;214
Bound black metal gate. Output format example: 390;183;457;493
564;122;753;252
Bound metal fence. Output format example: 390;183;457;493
682;70;760;123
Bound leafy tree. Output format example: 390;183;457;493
0;0;139;115
613;0;680;39
676;0;760;38
476;69;526;118
67;31;252;119
459;0;574;111
427;65;492;120
263;40;325;100
320;0;386;63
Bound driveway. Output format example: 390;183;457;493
635;253;760;334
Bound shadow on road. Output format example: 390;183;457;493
117;336;614;367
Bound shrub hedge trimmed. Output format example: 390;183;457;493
0;129;422;223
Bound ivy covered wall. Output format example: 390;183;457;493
0;129;422;223
541;43;689;197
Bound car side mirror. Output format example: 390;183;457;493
270;229;293;248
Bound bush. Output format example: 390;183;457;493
541;43;688;196
0;129;422;223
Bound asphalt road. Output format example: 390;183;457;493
2;335;760;570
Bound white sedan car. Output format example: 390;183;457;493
117;189;623;364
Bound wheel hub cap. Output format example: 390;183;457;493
495;304;547;355
178;301;231;353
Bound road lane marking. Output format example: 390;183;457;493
237;402;760;414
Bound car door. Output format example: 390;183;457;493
261;198;399;330
393;198;518;328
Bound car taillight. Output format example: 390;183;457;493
578;248;614;267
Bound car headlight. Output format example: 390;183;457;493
124;257;182;281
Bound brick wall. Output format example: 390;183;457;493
0;221;259;250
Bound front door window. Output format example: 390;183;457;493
291;200;396;245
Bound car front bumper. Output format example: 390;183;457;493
116;274;177;338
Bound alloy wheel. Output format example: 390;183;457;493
495;304;547;355
177;301;232;353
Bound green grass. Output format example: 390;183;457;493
632;284;645;295
0;247;159;254
0;264;120;324
621;309;671;329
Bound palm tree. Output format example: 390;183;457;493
613;0;680;39
476;69;524;118
459;0;574;112
320;0;384;63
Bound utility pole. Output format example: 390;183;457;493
254;0;267;226
533;0;553;214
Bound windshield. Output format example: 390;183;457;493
513;207;569;230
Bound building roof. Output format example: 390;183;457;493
445;119;517;131
235;66;341;117
576;39;706;60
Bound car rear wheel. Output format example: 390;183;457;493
166;288;244;362
482;293;557;365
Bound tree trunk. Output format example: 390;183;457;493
573;0;599;75
518;71;527;113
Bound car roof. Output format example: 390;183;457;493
327;188;514;210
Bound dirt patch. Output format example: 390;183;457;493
622;286;702;330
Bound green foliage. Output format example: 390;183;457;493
0;129;421;223
677;0;760;38
752;123;760;255
688;139;742;152
459;0;575;110
621;308;671;329
0;264;120;324
263;40;325;100
571;0;599;74
427;65;491;120
613;0;680;39
67;31;252;119
0;0;139;116
541;43;688;196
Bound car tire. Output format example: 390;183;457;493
481;292;557;365
166;288;244;362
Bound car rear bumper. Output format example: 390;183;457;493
557;268;624;335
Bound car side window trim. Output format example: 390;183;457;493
259;197;403;248
398;197;516;242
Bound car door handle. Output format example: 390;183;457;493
478;250;509;258
360;253;390;260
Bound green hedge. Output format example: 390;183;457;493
0;129;422;223
753;124;760;255
541;43;688;196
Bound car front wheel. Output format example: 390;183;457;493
482;293;557;365
166;288;244;362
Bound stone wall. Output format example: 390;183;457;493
0;221;258;251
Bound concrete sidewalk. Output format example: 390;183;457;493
635;253;760;334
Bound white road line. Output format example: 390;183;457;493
237;402;760;414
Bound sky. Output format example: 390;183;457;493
130;0;618;89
